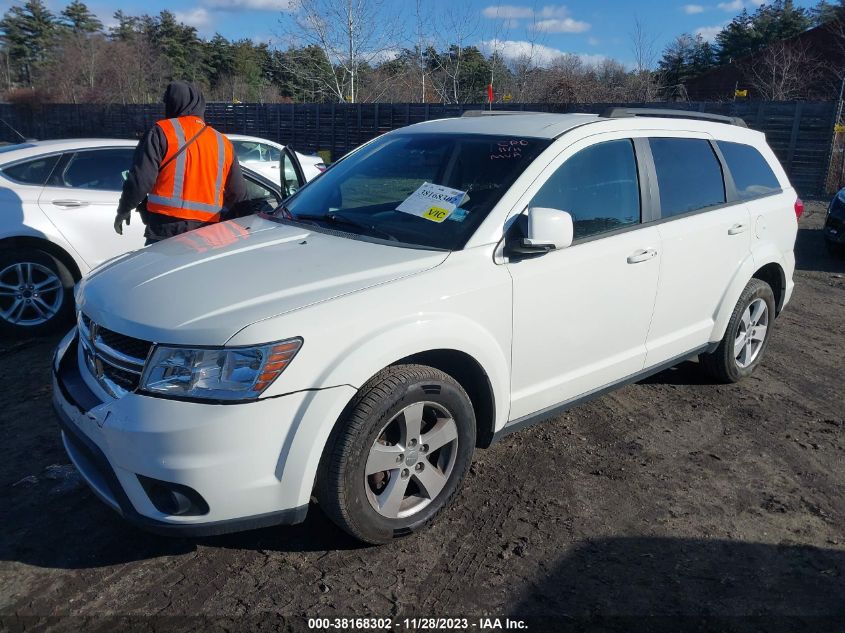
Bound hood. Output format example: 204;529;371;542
77;217;449;345
163;81;205;119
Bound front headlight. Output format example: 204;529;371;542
140;338;302;401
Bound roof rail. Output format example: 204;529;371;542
601;107;748;128
460;110;543;118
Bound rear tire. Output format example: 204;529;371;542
0;248;75;336
699;278;775;383
316;364;476;544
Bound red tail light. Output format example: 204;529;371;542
794;198;804;219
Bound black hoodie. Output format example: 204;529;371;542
117;81;247;240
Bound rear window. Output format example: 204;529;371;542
1;155;60;185
650;138;726;218
717;141;781;200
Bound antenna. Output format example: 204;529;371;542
0;118;28;142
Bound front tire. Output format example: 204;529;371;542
699;278;775;383
317;364;476;544
0;248;75;336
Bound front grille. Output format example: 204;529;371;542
78;313;152;397
98;328;153;361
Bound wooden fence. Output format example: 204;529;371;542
0;100;837;196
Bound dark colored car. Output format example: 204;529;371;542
824;187;845;256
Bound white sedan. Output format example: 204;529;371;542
228;134;326;182
0;137;293;335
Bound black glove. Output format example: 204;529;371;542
114;210;131;235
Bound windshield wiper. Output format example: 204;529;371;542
294;212;399;242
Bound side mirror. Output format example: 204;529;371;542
511;207;574;254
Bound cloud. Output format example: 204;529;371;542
480;38;605;67
537;5;575;18
535;17;590;33
368;48;402;64
717;0;744;11
203;0;292;9
174;7;213;31
482;4;589;32
482;5;534;19
683;4;705;14
695;24;724;41
587;36;600;46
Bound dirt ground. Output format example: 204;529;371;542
0;202;843;632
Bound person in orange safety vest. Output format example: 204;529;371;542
114;81;247;245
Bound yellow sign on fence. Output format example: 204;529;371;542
835;124;845;133
735;89;748;98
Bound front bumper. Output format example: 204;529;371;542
52;329;352;537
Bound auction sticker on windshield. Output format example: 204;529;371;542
397;182;467;223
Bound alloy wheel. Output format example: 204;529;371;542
0;262;64;327
734;297;769;368
365;401;459;519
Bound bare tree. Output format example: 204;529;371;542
821;15;845;82
744;40;822;100
408;0;433;102
504;4;546;102
629;17;659;101
279;0;399;103
428;4;480;104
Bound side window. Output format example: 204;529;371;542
58;148;135;191
230;174;282;217
716;141;781;200
649;138;725;218
531;139;641;240
234;141;280;163
244;175;281;204
2;155;60;185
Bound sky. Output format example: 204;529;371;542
0;0;821;67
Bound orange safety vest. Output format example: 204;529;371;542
147;116;235;223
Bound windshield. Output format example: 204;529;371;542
274;133;551;250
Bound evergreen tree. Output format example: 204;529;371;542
0;0;56;86
109;10;140;41
811;0;845;24
716;1;811;63
147;10;206;83
658;34;697;87
60;1;102;34
716;10;760;63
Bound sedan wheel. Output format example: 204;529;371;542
0;261;65;327
0;248;74;335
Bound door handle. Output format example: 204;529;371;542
728;223;748;235
627;248;658;264
52;199;88;208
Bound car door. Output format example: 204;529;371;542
280;146;306;198
38;147;144;268
507;136;661;422
643;136;752;367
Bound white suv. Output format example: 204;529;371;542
52;109;799;543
